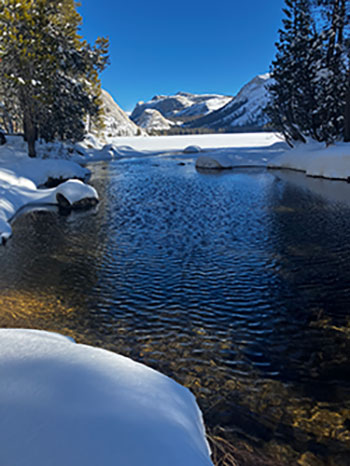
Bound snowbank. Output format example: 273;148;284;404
0;136;98;243
195;141;288;169
268;141;350;180
0;329;213;466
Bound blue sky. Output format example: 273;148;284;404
78;0;285;112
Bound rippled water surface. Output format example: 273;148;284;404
1;156;350;464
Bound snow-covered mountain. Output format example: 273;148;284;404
130;92;232;123
129;75;272;133
96;89;143;138
136;108;175;132
185;74;272;131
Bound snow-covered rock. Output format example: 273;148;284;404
0;329;213;466
183;145;202;154
195;155;223;169
136;108;175;132
185;74;272;131
131;92;231;124
0;136;99;243
55;179;99;209
268;141;350;180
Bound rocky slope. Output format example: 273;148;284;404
136;108;175;132
184;74;272;131
95;89;143;138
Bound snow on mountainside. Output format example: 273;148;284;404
94;89;143;138
185;74;272;131
131;92;232;123
137;108;175;132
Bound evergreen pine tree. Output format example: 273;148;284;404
311;0;349;142
266;0;322;145
0;0;109;157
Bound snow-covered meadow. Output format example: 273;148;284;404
0;329;213;466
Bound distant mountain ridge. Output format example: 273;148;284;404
131;92;232;125
185;74;272;131
129;74;272;133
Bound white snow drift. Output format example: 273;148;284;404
0;329;213;466
268;141;350;180
0;136;98;242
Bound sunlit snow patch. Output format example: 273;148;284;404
268;141;350;180
0;329;213;466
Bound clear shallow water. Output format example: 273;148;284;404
1;157;350;464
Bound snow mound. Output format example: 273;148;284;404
268;141;350;180
183;145;202;154
0;329;213;466
55;179;98;205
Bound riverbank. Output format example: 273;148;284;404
268;140;350;180
0;132;286;244
3;133;350;244
0;136;101;243
192;137;350;181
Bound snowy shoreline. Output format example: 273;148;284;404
0;136;99;244
2;133;350;244
0;132;286;244
267;141;350;181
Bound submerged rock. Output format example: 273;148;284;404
0;130;6;145
56;193;99;210
195;155;224;169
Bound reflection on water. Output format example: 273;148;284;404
1;159;350;464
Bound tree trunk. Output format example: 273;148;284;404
23;110;37;157
326;0;340;66
344;69;350;142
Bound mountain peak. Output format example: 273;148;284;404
129;74;272;133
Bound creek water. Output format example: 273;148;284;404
1;155;350;464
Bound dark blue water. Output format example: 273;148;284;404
1;157;350;464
